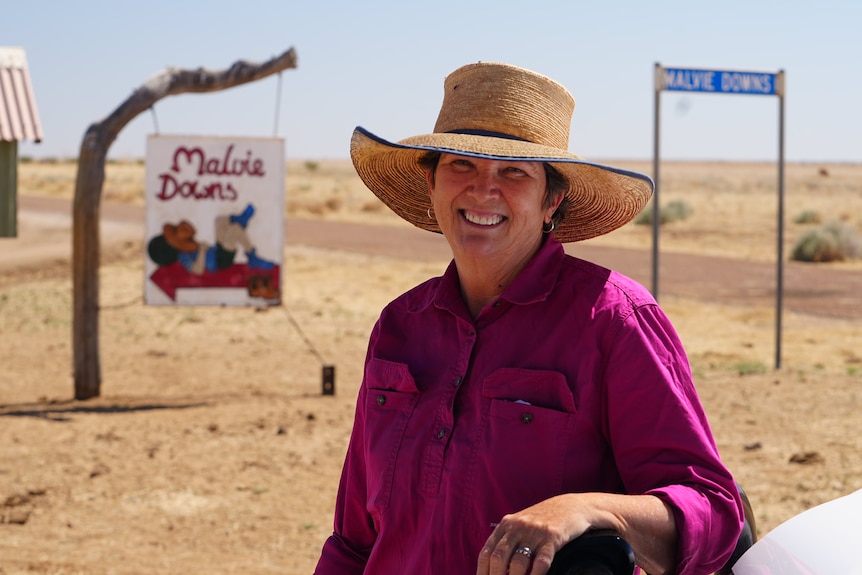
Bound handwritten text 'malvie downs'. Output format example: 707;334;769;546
156;144;267;201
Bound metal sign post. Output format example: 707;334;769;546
653;64;786;368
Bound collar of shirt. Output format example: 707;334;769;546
429;237;566;318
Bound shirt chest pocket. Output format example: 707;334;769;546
481;368;577;509
363;358;419;515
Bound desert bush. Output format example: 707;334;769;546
635;199;693;226
791;221;862;262
634;207;651;225
735;361;767;376
793;209;822;225
304;161;319;172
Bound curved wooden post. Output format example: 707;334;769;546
72;47;298;400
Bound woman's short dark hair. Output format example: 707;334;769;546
419;151;570;226
418;151;441;182
544;163;570;227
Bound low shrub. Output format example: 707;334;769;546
793;210;822;225
735;361;767;376
635;199;693;226
791;221;862;262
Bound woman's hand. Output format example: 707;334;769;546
476;492;677;575
477;494;595;575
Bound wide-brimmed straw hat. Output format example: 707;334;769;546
350;62;654;243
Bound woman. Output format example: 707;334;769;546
315;62;743;575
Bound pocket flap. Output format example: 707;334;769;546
366;358;419;393
483;368;575;413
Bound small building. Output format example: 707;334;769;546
1;46;44;237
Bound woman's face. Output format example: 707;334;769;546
427;153;561;265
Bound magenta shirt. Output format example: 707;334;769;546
315;238;743;575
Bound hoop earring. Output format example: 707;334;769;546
542;220;555;234
427;206;436;221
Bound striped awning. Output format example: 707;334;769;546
0;46;43;143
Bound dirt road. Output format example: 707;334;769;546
11;195;862;320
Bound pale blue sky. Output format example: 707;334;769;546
4;1;860;162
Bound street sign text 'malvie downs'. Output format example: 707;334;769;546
662;67;777;96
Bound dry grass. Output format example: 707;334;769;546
19;158;862;265
3;158;862;574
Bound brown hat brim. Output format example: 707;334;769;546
350;127;654;243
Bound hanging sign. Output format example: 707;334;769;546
144;135;285;306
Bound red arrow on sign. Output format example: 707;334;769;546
149;262;280;301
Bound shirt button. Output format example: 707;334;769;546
436;428;447;439
376;395;386;406
454;376;462;387
520;413;534;424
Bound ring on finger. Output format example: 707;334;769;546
514;546;534;559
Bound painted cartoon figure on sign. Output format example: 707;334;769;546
147;203;279;301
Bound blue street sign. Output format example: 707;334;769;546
661;67;777;96
653;62;787;367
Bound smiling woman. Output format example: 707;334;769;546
424;154;561;311
314;61;744;575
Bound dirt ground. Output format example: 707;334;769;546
1;159;861;574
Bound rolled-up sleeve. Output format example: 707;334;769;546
603;303;744;575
